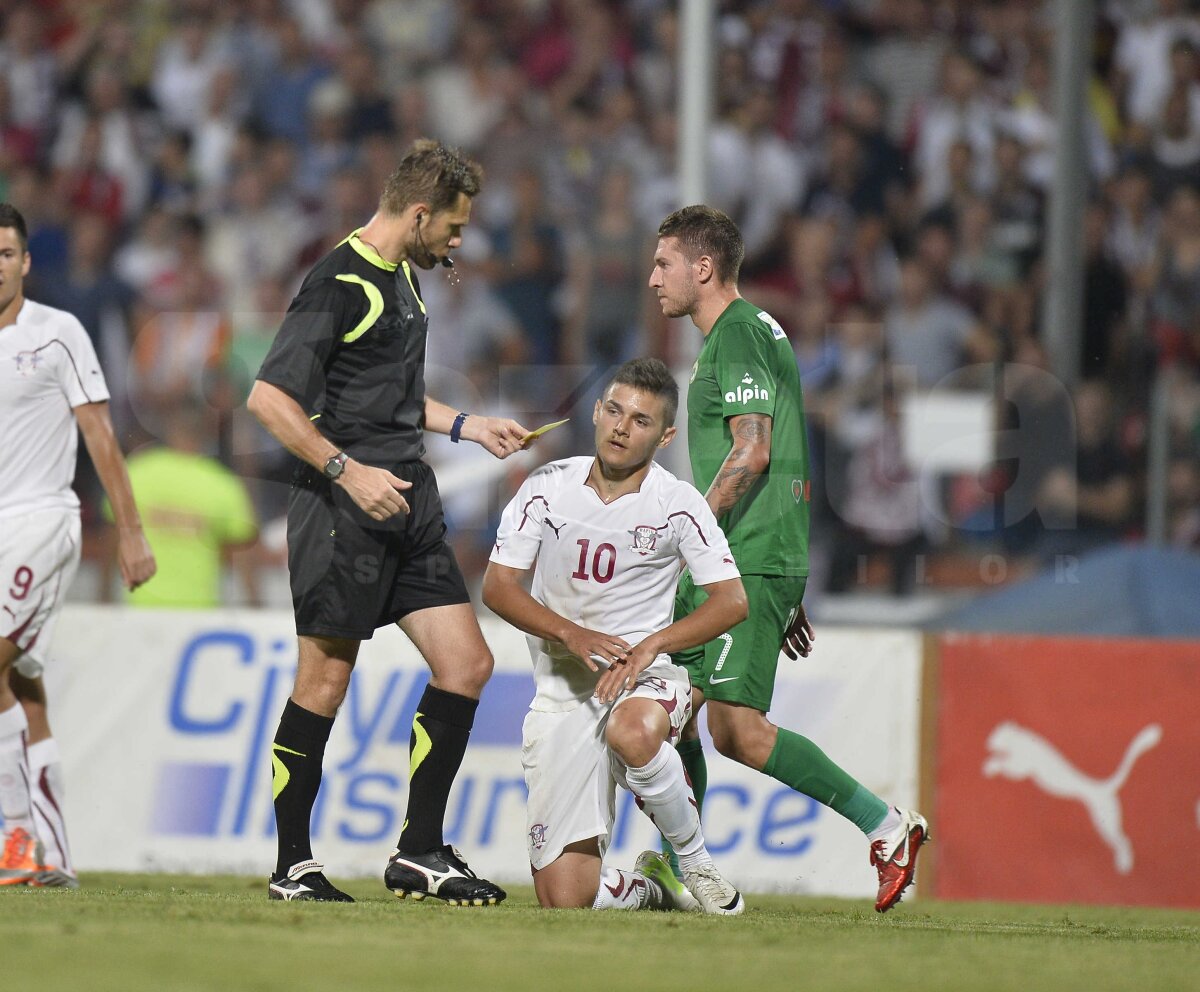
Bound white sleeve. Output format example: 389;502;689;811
56;316;110;407
671;485;741;586
489;467;554;570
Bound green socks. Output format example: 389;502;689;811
764;728;888;833
660;726;887;870
677;737;708;811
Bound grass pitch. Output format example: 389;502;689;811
4;873;1198;992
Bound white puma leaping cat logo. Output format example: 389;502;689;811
983;722;1163;874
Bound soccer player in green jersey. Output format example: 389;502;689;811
648;205;928;912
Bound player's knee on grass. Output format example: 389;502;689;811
533;842;602;908
605;699;669;768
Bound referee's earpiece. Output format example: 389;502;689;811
417;212;424;226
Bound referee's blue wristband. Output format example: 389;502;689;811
450;411;469;443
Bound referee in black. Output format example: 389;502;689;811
249;139;530;905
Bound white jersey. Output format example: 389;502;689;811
491;457;740;711
0;299;110;519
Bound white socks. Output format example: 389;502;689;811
867;806;902;844
28;738;72;873
624;742;708;871
592;865;669;910
0;702;34;835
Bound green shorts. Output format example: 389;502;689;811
672;571;808;713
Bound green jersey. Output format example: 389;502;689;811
106;448;257;607
687;298;810;576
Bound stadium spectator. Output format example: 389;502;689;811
105;404;260;608
913;50;995;212
1147;184;1200;369
565;164;650;370
1115;0;1200;127
247;139;530;905
51;61;154;221
146;130;199;216
1107;161;1161;279
0;77;39;175
423;20;515;154
710;86;807;274
149;10;231;135
128;240;231;431
336;46;397;143
206;163;306;318
1036;379;1137;560
866;0;948;143
826;382;927;596
649;205;928;913
487;165;566;372
484;358;748;913
1082;200;1130;377
0;6;57;148
0;203;155;889
987;132;1044;281
294;78;357;200
884;256;995;390
250;16;330;146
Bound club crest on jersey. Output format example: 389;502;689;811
725;373;768;405
791;478;811;503
630;525;659;554
13;350;43;376
529;823;548;850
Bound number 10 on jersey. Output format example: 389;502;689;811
571;539;616;583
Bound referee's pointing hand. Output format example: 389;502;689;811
338;460;413;521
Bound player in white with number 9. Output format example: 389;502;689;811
483;358;749;914
0;203;156;888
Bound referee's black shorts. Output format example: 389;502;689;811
286;460;470;640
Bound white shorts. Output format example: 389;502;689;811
521;661;692;871
0;508;81;678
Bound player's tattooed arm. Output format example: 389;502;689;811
705;413;773;519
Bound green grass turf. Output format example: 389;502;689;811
4;874;1198;992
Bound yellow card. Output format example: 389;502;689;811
521;418;569;444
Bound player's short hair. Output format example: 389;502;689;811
0;203;29;250
379;139;483;216
657;205;744;284
607;357;679;427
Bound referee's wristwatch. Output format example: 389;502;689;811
323;451;349;481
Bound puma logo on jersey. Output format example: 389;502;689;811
983;721;1162;874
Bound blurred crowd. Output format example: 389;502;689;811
3;0;1198;604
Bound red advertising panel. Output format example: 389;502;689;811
933;634;1200;907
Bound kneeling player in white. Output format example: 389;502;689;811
483;359;748;914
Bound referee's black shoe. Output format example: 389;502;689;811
384;845;506;906
269;860;355;902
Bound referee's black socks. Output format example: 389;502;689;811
271;699;334;878
396;685;478;855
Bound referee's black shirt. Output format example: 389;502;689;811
257;231;432;465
